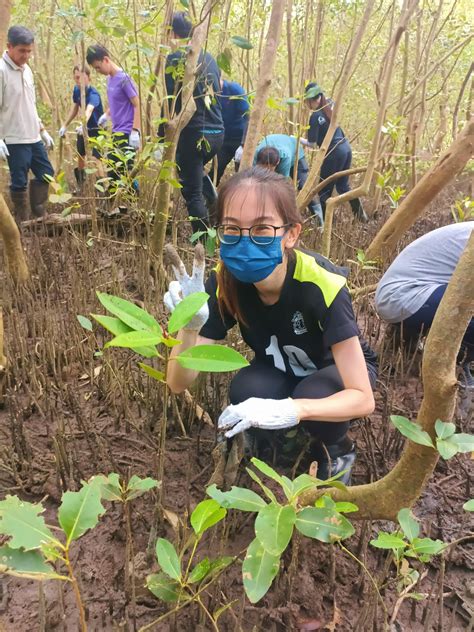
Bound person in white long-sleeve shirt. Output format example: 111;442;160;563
0;25;54;222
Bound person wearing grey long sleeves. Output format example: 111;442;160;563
375;222;474;387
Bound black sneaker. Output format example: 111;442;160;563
311;437;356;486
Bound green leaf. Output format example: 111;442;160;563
126;475;160;500
77;315;93;331
463;499;474;511
138;363;165;382
155;538;181;580
435;419;456;439
254;504;296;555
390;415;434;448
104;330;163;349
176;344;249;372
49;192;73;204
436;438;459;459
0;545;64;580
295;507;355;543
397;508;419;542
217;51;232;75
99;473;123;502
161;335;181;348
168;292;209;334
58;477;106;544
206;555;234;579
451;433;474;453
96;292;161;332
411;537;445;557
242;538;280;603
291;473;321;499
334;502;359;514
230;35;253;50
246;468;278;503
188;557;211;583
91;314;131;336
91;314;159;357
0;496;57;550
206;484;266;512
190;499;226;535
250;458;292;500
146;572;180;602
369;532;407;550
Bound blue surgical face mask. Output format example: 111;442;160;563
220;236;284;284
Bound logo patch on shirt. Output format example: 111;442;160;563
292;311;308;335
318;116;326;125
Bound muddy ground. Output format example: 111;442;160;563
0;181;472;631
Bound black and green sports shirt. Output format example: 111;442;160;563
200;249;377;378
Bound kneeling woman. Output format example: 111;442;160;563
166;167;377;483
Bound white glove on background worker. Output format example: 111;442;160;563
58;126;67;137
218;397;299;438
41;129;54;149
98;113;109;127
129;129;141;150
76;124;84;135
0;139;9;161
234;145;243;163
163;243;209;331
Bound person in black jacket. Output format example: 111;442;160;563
303;82;368;222
159;12;224;236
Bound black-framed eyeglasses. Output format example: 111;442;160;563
217;223;293;245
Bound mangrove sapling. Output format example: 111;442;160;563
0;473;159;632
207;457;358;603
143;498;237;631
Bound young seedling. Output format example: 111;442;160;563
0;473;159;632
207;457;357;603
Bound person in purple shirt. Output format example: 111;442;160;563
86;44;141;201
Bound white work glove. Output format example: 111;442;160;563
98;113;109;127
163;243;209;331
0;139;9;161
218;397;299;438
234;145;243;163
58;126;67;137
75;124;83;136
41;129;54;149
129;129;141;150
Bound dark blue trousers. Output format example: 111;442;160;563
319;139;352;211
403;285;474;362
6;141;54;191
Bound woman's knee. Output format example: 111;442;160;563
229;363;295;404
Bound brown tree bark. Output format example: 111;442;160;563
0;0;12;52
239;0;285;170
366;118;474;261
0;194;29;285
301;232;474;520
150;2;214;261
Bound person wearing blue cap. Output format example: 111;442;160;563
303;83;368;222
159;11;224;237
254;133;324;225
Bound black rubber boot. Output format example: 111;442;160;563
349;198;369;223
29;180;49;218
73;168;86;195
311;435;356;485
10;189;30;223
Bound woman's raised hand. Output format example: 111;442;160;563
163;243;209;331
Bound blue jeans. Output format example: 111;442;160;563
319;139;352;211
403;285;474;362
6;141;54;191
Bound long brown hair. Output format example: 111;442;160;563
215;167;302;324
